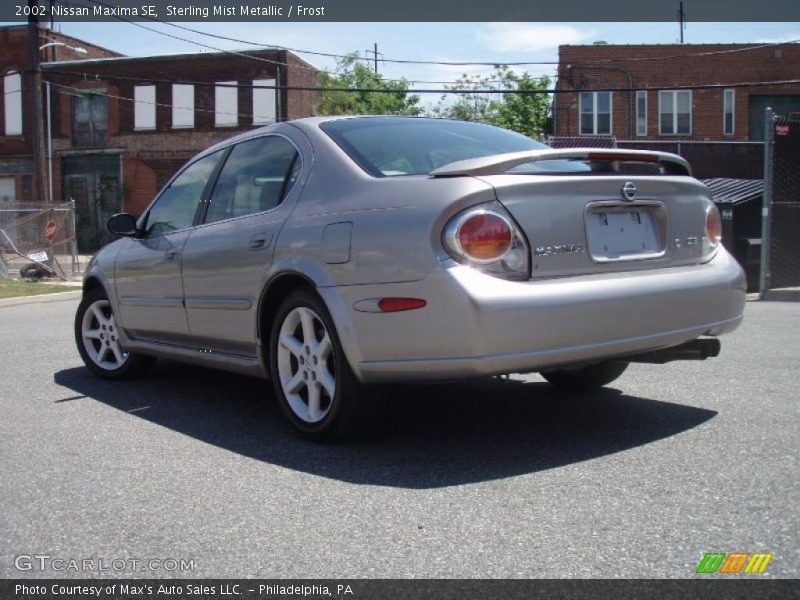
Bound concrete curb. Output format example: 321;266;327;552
762;288;800;302
0;290;81;308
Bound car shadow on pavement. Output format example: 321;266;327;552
54;362;717;489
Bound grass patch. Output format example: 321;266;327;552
0;279;77;299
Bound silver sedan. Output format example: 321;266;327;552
75;116;745;440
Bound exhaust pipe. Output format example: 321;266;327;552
628;338;721;364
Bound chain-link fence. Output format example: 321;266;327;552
761;112;800;294
0;201;82;281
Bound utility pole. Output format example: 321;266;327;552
678;1;686;44
27;0;47;205
365;43;382;76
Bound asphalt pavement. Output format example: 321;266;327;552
0;298;797;578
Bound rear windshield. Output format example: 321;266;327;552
320;117;546;177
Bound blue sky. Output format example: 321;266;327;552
39;21;800;93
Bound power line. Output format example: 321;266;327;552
73;0;800;78
47;80;280;123
43;69;800;95
71;0;528;85
87;0;800;67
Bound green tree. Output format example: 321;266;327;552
431;68;552;138
317;53;421;116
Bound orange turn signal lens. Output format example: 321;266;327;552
706;204;722;247
457;213;513;262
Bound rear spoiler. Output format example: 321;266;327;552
430;148;692;177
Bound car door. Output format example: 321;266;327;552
113;149;224;345
180;134;302;356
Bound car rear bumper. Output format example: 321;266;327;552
321;249;746;383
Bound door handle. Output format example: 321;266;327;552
164;248;179;260
248;233;272;251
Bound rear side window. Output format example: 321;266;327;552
321;117;545;177
145;150;222;236
204;136;299;224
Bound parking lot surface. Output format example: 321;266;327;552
0;299;797;578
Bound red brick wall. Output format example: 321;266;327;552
46;49;319;207
555;43;800;140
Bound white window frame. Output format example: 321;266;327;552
215;81;238;127
636;90;647;137
579;91;612;136
658;90;692;136
252;79;276;125
134;85;156;131
723;88;735;136
4;71;23;136
171;84;194;129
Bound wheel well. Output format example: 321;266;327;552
83;276;102;295
258;273;315;355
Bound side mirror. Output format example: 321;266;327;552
107;213;139;237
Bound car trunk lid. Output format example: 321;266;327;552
432;149;714;279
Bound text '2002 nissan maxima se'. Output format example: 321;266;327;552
75;116;745;440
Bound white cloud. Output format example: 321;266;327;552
757;33;800;43
476;23;598;52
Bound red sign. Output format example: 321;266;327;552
776;124;790;136
45;220;56;243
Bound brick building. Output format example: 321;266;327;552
0;24;319;251
554;43;800;142
0;25;118;208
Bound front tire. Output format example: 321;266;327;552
74;287;155;379
269;289;361;441
541;360;629;390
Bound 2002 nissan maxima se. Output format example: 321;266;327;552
75;116;745;440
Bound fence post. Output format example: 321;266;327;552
70;198;79;276
759;107;774;299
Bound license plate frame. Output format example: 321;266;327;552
584;201;666;262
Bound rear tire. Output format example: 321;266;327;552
541;360;629;390
269;288;362;441
75;287;155;379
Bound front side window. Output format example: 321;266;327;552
580;92;612;135
659;90;692;135
3;71;22;136
205;136;298;224
145;150;222;236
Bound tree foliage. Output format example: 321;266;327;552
430;68;552;138
317;53;421;116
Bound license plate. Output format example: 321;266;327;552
585;209;661;260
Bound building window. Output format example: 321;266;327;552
636;91;647;137
72;92;107;147
723;89;735;136
215;81;238;127
172;84;194;129
579;91;612;135
3;71;22;136
659;90;691;135
252;79;276;125
134;85;156;130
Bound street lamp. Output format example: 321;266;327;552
39;41;88;204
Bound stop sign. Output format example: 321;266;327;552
45;220;56;243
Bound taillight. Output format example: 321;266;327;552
455;212;512;262
706;203;722;248
443;203;530;280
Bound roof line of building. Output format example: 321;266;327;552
40;47;286;68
